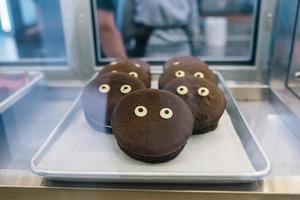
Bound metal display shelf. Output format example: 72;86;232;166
0;84;299;200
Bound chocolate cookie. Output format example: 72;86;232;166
112;89;194;163
81;72;146;132
159;56;216;88
163;77;226;134
99;59;151;87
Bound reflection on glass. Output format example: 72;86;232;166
0;72;29;101
0;0;66;64
94;0;258;62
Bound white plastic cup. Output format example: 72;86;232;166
204;17;228;47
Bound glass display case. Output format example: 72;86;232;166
92;0;259;63
1;0;300;199
0;0;66;65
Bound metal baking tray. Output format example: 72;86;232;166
31;72;271;183
0;71;44;113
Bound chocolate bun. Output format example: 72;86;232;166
163;77;226;134
129;58;150;73
164;56;207;69
159;56;216;88
81;72;146;132
112;89;194;163
99;59;151;87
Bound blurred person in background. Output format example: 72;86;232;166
97;0;201;58
97;0;127;58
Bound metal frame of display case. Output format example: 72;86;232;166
2;0;300;199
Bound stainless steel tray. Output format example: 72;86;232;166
31;72;271;183
0;71;44;113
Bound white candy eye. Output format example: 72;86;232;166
176;86;188;95
134;63;141;68
134;106;147;117
110;61;118;65
98;84;110;93
160;108;173;119
175;70;185;78
129;72;138;78
198;87;209;96
120;84;132;94
112;70;117;73
194;72;204;78
174;61;180;65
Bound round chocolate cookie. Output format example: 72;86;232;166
81;72;146;133
112;89;194;163
163;77;226;134
99;59;151;87
159;56;216;88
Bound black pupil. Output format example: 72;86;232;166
180;88;184;91
165;110;169;114
124;87;128;90
102;86;106;89
138;108;143;112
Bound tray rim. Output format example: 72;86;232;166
0;71;44;113
30;71;271;182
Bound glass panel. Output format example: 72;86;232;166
0;84;81;169
0;0;67;65
93;0;259;63
287;7;300;98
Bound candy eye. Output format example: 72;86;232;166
194;72;204;78
160;108;173;119
198;87;209;96
129;72;138;78
176;86;188;95
175;70;185;78
98;84;110;93
112;70;117;73
174;61;180;65
120;84;132;94
110;61;118;65
134;63;141;68
134;106;147;117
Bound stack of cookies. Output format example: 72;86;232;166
81;56;226;163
